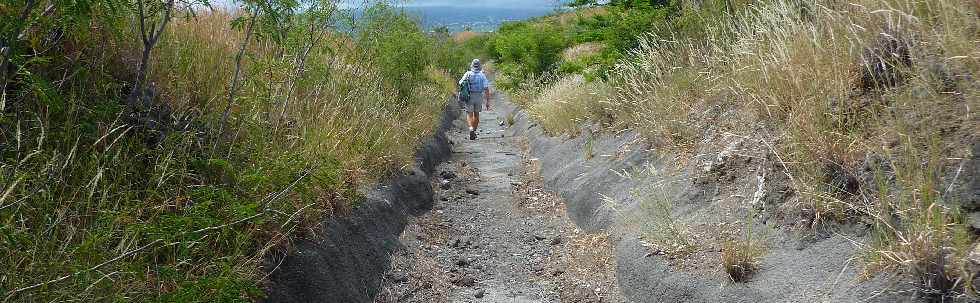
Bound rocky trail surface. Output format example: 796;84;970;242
374;95;623;303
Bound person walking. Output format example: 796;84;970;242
459;59;491;140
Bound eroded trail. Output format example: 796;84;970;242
375;96;623;303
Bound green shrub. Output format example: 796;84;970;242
0;1;463;301
488;21;569;85
557;60;586;75
486;0;685;84
358;4;432;101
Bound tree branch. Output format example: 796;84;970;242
136;0;148;44
213;6;259;154
188;212;264;234
3;239;163;302
149;0;175;45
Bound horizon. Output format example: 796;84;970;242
340;0;568;9
206;0;567;32
343;1;568;32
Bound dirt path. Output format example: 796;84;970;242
374;97;623;303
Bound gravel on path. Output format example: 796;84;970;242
375;97;623;303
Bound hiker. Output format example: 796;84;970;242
459;59;491;140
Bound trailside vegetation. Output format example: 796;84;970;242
493;0;979;299
0;0;471;301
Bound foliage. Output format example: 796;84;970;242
484;0;685;87
487;21;568;89
0;0;467;301
571;0;677;58
504;0;978;295
357;4;431;101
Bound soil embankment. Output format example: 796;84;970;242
501;97;915;302
262;102;458;302
265;90;931;302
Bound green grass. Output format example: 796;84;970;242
0;4;471;301
634;180;698;258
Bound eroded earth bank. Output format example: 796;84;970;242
270;90;978;303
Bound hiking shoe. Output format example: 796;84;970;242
469;130;476;140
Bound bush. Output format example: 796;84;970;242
0;1;462;301
557;60;586;75
358;4;432;101
488;21;569;87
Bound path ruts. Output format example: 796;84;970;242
374;94;623;303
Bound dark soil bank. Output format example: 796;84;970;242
497;97;922;302
262;102;458;303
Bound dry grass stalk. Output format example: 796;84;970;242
512;0;976;293
720;238;763;282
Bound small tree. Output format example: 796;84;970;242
214;0;261;153
127;0;177;110
356;3;431;102
274;0;341;128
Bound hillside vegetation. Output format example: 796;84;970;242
0;0;478;301
488;0;978;300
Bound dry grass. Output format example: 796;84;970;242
561;42;605;62
154;9;447;180
505;0;977;293
615;0;978;212
608;0;977;294
518;75;616;136
720;238;765;282
606;0;976;292
862;143;972;299
719;224;766;283
635;180;701;258
453;31;484;43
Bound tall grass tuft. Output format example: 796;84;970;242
865;141;972;299
0;3;470;301
610;0;977;291
497;0;977;294
720;236;765;282
515;74;616;136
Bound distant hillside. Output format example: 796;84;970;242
406;6;560;32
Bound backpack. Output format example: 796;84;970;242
457;73;471;105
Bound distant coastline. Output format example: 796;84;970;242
404;6;561;32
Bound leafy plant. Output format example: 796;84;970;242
0;0;466;300
488;21;568;88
